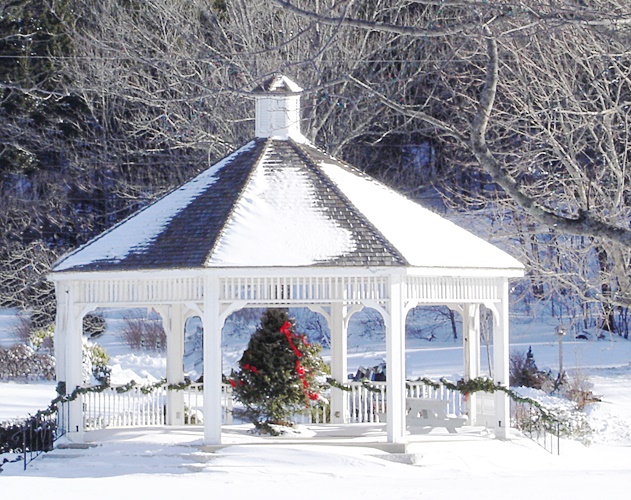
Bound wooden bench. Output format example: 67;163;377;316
405;397;467;434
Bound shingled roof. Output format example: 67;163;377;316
52;76;523;274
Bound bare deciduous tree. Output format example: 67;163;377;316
269;1;631;331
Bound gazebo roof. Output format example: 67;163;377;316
52;76;523;275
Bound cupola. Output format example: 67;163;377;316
253;74;303;141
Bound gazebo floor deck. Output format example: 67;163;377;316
78;423;496;456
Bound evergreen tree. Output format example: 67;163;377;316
231;308;326;434
509;346;548;390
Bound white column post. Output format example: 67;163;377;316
62;283;85;441
54;283;69;434
54;282;67;390
386;272;406;444
330;302;348;424
165;304;185;425
203;275;223;445
493;279;511;439
463;303;480;424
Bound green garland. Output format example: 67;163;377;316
38;375;563;433
326;375;563;429
326;377;386;393
35;378;197;421
425;376;561;428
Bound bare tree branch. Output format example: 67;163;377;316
469;30;631;246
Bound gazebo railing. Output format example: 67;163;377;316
344;380;466;423
181;383;233;425
406;380;465;416
81;380;465;430
346;381;387;423
82;383;234;430
83;385;168;430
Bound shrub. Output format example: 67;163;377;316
509;347;550;389
12;314;32;344
0;415;56;455
82;339;111;384
558;371;600;410
512;387;593;443
120;311;166;351
0;344;55;381
30;323;54;353
83;312;106;338
11;316;54;353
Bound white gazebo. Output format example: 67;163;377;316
49;75;524;445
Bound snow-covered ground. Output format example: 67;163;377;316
1;306;631;496
1;421;630;498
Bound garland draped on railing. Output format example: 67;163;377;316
326;377;385;393
327;376;563;429
36;378;197;421
417;377;562;428
41;375;564;433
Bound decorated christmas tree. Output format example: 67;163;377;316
230;308;326;434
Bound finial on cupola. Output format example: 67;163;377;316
253;74;303;141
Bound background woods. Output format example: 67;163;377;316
2;0;631;336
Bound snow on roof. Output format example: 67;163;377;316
319;161;524;270
52;74;523;275
252;74;303;94
207;148;355;267
53;142;258;272
52;138;523;274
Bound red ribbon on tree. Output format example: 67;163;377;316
243;363;260;375
280;321;303;358
295;360;309;389
281;321;319;404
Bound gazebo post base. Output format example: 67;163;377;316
65;430;85;443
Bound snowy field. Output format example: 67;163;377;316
1;307;631;497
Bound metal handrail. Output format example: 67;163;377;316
511;401;561;455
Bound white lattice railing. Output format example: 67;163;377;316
182;383;233;425
406;276;500;303
74;275;502;307
346;382;387;423
83;383;234;430
343;380;465;423
83;385;167;430
82;380;468;430
405;381;465;416
78;276;205;305
288;405;330;425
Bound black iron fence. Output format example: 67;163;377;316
0;401;68;471
511;400;561;455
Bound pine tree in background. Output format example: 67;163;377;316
509;346;549;390
231;308;326;434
